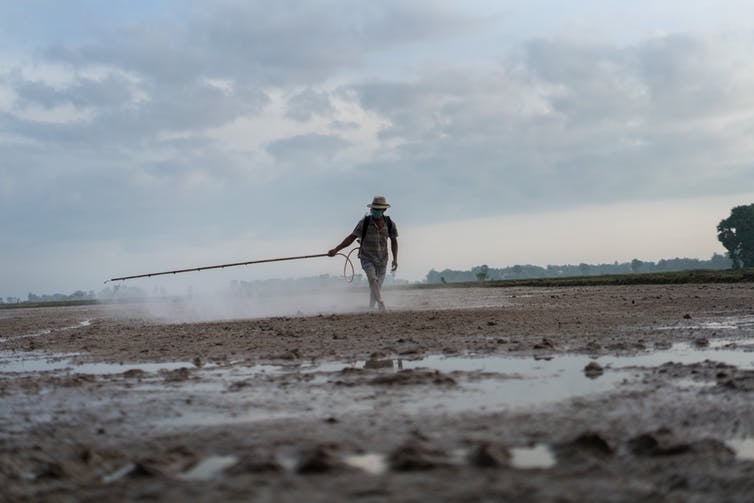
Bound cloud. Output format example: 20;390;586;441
338;33;754;220
285;88;334;121
266;132;351;165
40;1;484;86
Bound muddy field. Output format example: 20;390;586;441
1;283;753;502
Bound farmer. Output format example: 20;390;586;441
328;196;398;311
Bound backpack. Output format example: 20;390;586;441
360;215;394;243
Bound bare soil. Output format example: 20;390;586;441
1;284;753;502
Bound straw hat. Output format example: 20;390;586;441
367;196;391;209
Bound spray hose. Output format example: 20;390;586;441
105;248;359;283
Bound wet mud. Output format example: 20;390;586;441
1;284;754;502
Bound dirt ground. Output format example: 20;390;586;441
1;283;753;502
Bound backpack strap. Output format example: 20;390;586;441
360;215;370;243
360;215;394;242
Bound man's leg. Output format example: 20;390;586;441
375;263;387;311
361;260;384;310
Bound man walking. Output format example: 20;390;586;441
328;196;398;311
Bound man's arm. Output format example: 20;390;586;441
390;237;398;271
328;234;357;256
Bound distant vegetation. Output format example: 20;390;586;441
1;290;96;305
717;203;754;269
425;253;731;284
419;268;754;289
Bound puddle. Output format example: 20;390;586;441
102;463;137;484
0;350;198;375
510;445;556;469
726;438;754;461
344;453;387;475
131;334;754;429
612;341;754;369
670;378;717;389
5;332;754;432
178;455;238;481
707;337;754;349
656;315;754;332
271;340;754;414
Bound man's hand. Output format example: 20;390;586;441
391;259;398;272
328;249;338;257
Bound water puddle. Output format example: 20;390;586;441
100;334;754;429
178;455;238;481
726;438;754;461
612;340;754;368
344;453;387;475
510;445;556;469
271;339;754;414
656;315;754;332
102;463;137;484
5;333;754;431
0;350;198;375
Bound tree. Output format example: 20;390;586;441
630;258;644;273
474;264;489;282
717;204;754;269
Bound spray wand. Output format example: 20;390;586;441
105;249;358;283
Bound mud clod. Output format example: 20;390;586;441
628;428;690;457
389;439;448;471
226;451;282;475
296;445;345;474
555;432;613;463
122;369;145;379
277;348;302;360
533;338;555;350
583;361;604;378
370;369;456;386
468;442;511;468
718;371;754;391
162;367;191;382
364;358;394;369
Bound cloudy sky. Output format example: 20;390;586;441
3;0;754;298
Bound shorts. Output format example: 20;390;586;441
360;259;387;286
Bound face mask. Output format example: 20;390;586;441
371;209;384;218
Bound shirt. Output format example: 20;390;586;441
351;216;398;266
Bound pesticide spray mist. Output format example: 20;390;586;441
140;280;370;323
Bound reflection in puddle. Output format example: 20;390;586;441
510;445;556;469
726;438;754;461
179;455;238;481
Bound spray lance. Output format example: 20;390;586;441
105;249;359;283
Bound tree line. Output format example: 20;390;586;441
427;202;754;284
425;254;732;284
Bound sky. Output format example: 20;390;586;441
3;0;754;298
